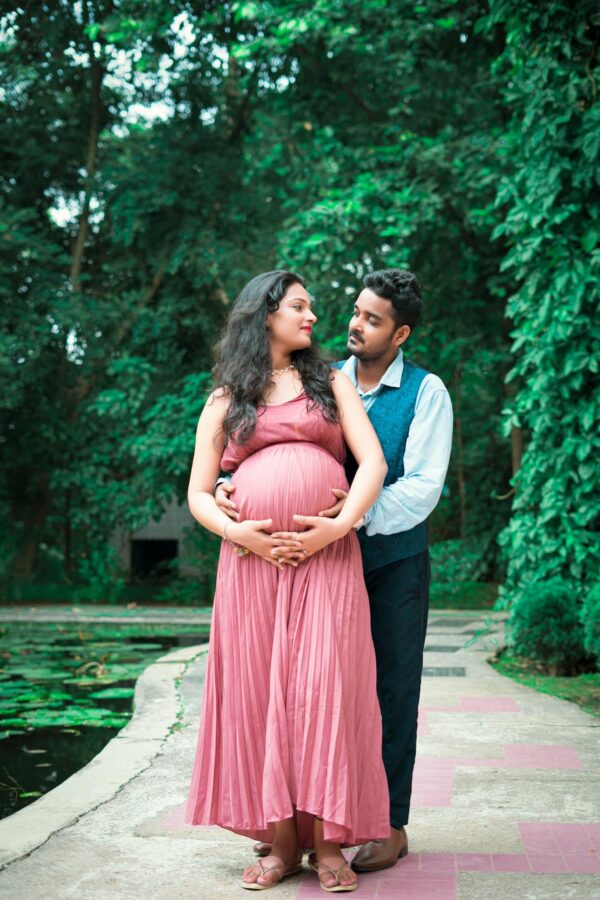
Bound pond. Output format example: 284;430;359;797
0;621;209;820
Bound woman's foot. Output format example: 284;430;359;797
242;816;302;888
241;830;303;890
241;853;303;890
311;819;357;892
308;852;357;892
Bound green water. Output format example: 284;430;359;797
0;622;209;820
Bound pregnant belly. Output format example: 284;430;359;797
230;442;349;533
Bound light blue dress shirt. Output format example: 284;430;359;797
339;349;453;536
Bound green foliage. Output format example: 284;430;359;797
1;0;515;594
156;523;222;605
430;538;487;585
581;583;600;666
74;546;126;604
429;538;498;609
429;581;497;610
483;1;600;607
508;579;590;674
1;0;596;632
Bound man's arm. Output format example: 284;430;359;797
215;473;238;520
362;374;453;536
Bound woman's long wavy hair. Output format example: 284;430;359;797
213;270;339;445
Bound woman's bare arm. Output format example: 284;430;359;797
187;390;288;568
187;390;237;536
329;368;387;530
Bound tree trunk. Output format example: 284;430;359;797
112;263;167;347
505;378;524;476
65;486;72;580
11;472;51;582
16;31;106;583
453;364;467;539
70;56;103;291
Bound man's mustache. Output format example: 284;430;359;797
348;331;363;344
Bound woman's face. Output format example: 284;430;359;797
266;282;317;353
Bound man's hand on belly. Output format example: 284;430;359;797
215;482;239;520
317;487;348;519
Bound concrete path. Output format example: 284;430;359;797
0;609;598;899
0;605;213;626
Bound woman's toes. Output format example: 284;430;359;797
242;864;259;883
317;858;356;888
340;867;357;886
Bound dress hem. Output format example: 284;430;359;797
183;806;390;849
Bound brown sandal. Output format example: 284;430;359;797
308;852;358;893
240;857;303;890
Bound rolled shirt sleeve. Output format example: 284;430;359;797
362;374;453;536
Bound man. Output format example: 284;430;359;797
216;268;453;872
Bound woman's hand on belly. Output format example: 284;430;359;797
227;519;304;570
271;514;348;562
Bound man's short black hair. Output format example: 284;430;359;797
363;268;423;330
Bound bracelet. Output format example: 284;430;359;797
223;521;250;557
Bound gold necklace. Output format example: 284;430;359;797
270;363;296;375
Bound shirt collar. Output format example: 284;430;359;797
340;348;404;391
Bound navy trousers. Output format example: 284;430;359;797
364;549;431;829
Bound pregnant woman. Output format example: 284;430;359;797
184;270;390;892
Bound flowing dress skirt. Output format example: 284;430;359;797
184;440;390;848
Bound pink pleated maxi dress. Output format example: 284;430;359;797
184;393;390;848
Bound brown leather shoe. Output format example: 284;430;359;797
350;826;408;872
253;841;316;857
253;842;272;856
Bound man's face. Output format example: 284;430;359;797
347;288;408;362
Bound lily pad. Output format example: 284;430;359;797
88;687;135;699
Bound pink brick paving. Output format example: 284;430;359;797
423;696;521;714
295;825;600;898
162;808;600;897
294;734;596;898
410;743;582;809
164;694;598;897
417;695;520;737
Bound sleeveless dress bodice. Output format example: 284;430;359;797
221;392;346;470
221;393;348;533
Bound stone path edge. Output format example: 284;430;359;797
0;643;210;870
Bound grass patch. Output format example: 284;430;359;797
429;581;497;610
490;652;600;718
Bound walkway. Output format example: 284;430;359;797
0;610;598;899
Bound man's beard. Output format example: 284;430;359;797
346;337;387;363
